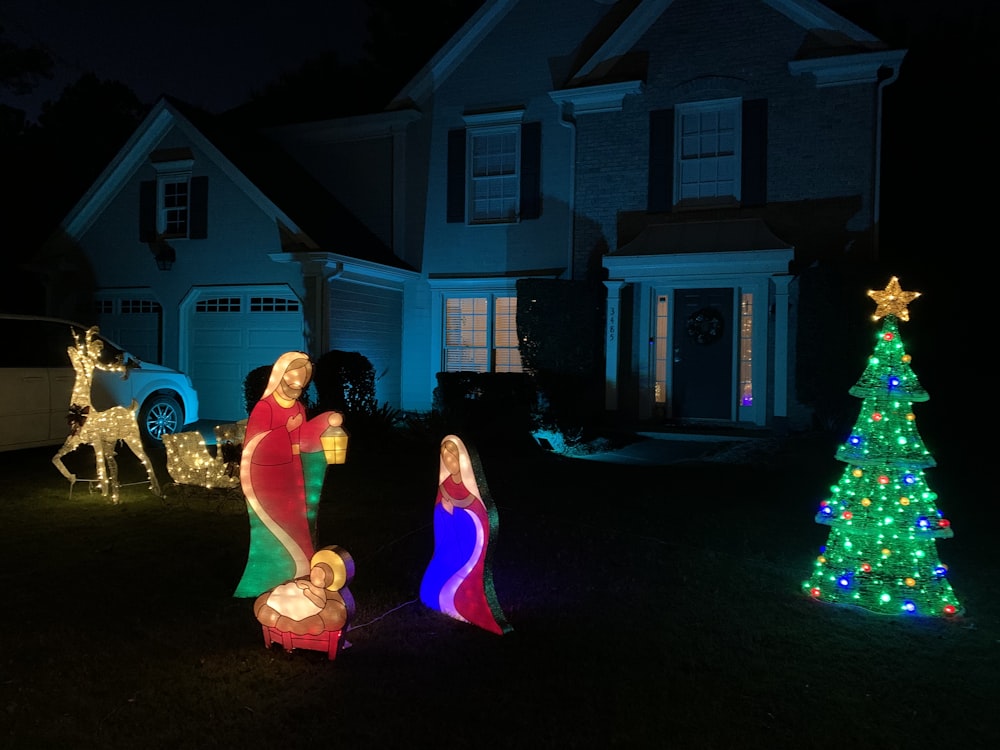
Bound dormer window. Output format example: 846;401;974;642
160;175;190;238
153;154;194;239
139;149;208;242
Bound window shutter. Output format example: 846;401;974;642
446;128;466;223
648;109;673;212
139;180;156;241
519;121;541;220
741;99;767;207
190;176;208;238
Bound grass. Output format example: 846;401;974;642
0;427;996;749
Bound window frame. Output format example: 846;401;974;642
433;281;523;374
463;110;525;225
152;157;194;240
674;97;742;206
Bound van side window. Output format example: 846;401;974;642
40;323;75;368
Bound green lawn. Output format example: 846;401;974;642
0;428;995;749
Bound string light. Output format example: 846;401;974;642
163;423;245;490
803;278;962;617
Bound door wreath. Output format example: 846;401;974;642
686;307;724;345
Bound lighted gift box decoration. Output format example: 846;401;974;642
419;434;512;635
802;277;962;617
255;545;356;660
233;352;348;599
51;325;160;503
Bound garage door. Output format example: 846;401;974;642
95;295;163;364
186;287;305;423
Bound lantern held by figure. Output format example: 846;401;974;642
321;414;349;464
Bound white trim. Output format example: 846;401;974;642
603;280;627;410
604;248;793;278
788;50;907;88
269;252;419;291
428;277;520;292
61;99;307;243
463;109;524;126
548;81;643;115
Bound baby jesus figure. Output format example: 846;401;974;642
254;546;355;637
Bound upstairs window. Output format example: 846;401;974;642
470;127;519;222
447;111;541;224
676;98;741;203
648;98;767;212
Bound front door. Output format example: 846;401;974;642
672;288;733;420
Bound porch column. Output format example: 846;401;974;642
270;252;342;358
772;274;792;423
603;280;627;411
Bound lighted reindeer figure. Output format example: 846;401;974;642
51;326;161;503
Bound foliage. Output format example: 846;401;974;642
313;350;377;416
242;365;272;416
516;278;606;431
239;0;485;126
242;363;320;418
432;371;536;451
795;261;882;433
0;26;53;95
3;71;147;312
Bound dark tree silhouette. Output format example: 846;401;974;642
1;72;146;312
0;24;53;95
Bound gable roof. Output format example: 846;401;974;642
389;0;902;108
58;96;412;272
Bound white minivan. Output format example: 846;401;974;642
0;314;200;451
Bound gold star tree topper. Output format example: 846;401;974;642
867;276;921;321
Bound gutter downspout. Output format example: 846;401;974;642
557;102;576;279
874;57;904;261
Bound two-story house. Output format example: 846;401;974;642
38;0;905;431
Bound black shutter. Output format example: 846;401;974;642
139;180;156;241
189;176;208;238
519;121;541;220
446;128;466;223
741;99;767;207
648;109;673;212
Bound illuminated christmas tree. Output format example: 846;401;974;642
803;277;962;617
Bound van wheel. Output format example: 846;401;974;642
139;394;183;441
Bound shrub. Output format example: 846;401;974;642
312;350;377;415
243;362;318;417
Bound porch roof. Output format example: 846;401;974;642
612;218;793;256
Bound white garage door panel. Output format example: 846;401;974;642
248;326;302;347
97;315;161;362
197;327;246;346
187;289;304;423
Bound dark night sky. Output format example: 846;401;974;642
0;0;370;121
